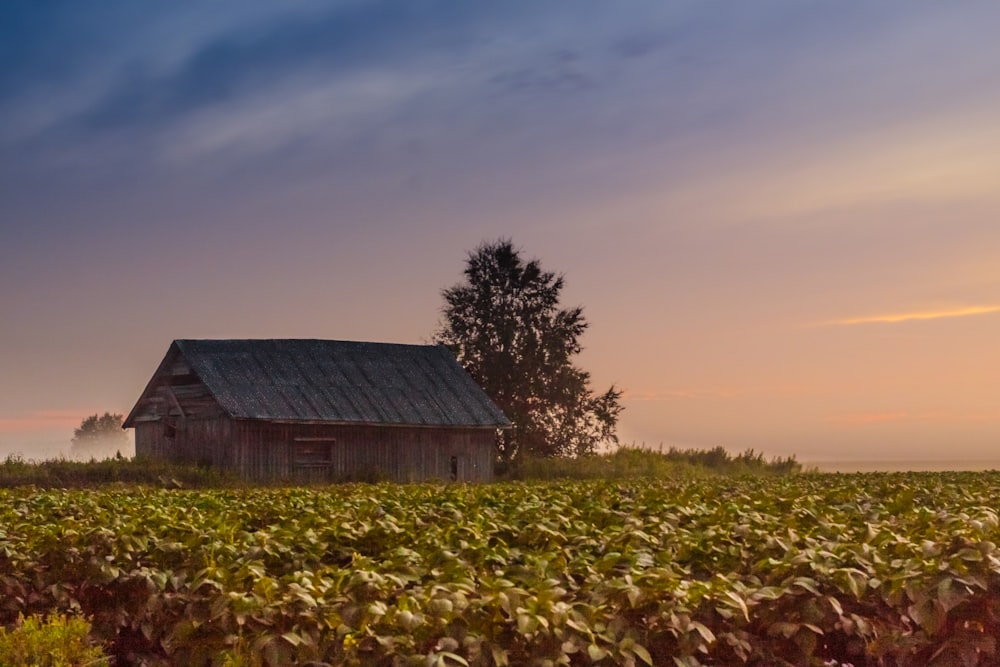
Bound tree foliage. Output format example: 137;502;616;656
71;412;128;455
436;239;623;465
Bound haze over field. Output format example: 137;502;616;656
2;2;999;467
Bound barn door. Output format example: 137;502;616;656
292;438;334;483
449;455;467;482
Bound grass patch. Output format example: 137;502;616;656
0;613;108;667
0;445;801;488
0;454;239;489
510;445;802;480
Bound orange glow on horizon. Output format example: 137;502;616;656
0;411;96;434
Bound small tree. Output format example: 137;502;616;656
436;239;623;466
71;412;128;457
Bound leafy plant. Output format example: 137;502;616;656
0;613;108;666
2;473;1000;664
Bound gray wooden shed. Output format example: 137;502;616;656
123;339;509;482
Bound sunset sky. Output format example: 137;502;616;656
2;2;999;466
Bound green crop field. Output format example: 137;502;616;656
2;473;1000;666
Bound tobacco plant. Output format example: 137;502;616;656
2;473;1000;665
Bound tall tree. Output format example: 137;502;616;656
436;239;623;466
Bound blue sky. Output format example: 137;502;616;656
2;2;1000;464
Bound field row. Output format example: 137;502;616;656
2;474;1000;665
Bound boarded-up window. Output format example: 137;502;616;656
293;439;335;483
294;441;333;467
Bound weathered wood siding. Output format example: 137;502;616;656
135;417;233;467
232;422;495;482
134;354;231;465
137;415;496;482
134;423;163;459
131;348;227;463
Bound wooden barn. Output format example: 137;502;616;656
123;339;510;482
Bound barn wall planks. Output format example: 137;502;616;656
230;422;495;482
134;417;233;467
138;415;496;482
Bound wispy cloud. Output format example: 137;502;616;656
816;305;1000;327
0;410;89;433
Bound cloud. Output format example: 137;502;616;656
156;67;439;164
0;2;342;144
489;50;595;96
76;5;439;132
817;305;1000;327
0;410;89;433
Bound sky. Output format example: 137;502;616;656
2;1;999;467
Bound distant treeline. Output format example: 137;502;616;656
510;445;802;480
0;445;801;488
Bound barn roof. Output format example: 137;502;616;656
125;339;510;429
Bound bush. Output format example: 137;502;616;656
0;613;108;666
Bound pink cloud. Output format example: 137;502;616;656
817;305;1000;327
0;410;93;433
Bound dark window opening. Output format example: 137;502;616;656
163;421;177;439
168;373;200;386
450;456;458;481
